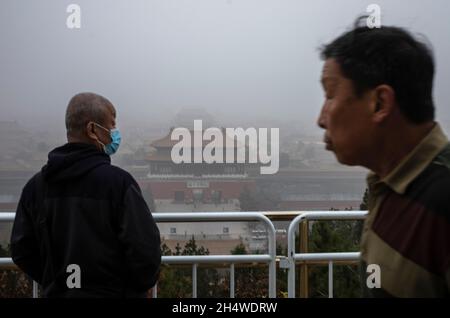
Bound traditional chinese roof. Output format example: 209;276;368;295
150;128;246;149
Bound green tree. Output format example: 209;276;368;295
226;243;268;297
306;211;364;298
360;188;369;210
158;237;227;297
0;243;33;298
0;243;8;257
276;243;288;298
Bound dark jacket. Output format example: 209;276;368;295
10;142;161;297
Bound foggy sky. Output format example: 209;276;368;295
1;0;450;135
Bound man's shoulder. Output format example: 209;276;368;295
16;171;45;209
433;142;450;169
409;147;450;220
21;172;41;197
425;143;450;189
417;142;450;185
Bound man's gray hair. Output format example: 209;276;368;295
65;92;113;136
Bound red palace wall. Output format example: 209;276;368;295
138;179;256;201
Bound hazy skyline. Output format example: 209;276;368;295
1;0;450;135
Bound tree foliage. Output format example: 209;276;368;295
0;244;33;298
307;211;363;298
157;236;227;298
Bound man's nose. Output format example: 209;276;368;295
317;104;328;129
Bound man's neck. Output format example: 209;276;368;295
67;134;94;146
370;121;436;179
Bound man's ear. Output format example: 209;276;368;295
86;122;98;140
372;85;396;124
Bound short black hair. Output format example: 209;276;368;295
320;17;435;124
65;92;114;136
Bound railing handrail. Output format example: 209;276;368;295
0;213;15;222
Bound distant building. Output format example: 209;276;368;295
139;127;261;252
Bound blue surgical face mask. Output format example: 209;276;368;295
92;123;121;156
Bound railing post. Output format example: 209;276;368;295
192;263;198;298
230;263;235;298
267;218;276;298
328;261;333;298
299;220;308;298
287;216;299;298
32;281;39;298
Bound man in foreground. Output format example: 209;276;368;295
317;20;450;297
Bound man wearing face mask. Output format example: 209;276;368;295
10;92;161;298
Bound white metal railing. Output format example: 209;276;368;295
152;212;277;298
286;211;368;298
0;211;368;298
0;212;277;298
0;213;38;296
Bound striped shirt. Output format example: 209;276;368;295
361;123;450;297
